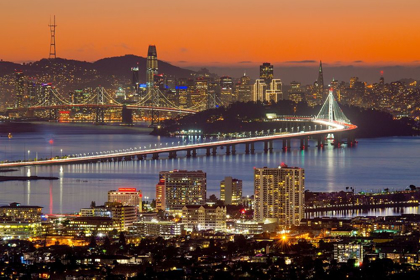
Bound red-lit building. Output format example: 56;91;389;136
108;188;142;213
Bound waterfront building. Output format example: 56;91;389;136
181;205;226;232
260;62;274;85
334;242;364;264
0;202;43;223
220;177;242;206
157;170;207;211
146;45;158;89
108;188;142;212
129;220;184;237
254;164;305;227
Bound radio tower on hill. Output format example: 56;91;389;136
48;16;57;59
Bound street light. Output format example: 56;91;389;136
60;149;63;158
27;150;30;161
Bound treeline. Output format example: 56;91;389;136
154;101;418;138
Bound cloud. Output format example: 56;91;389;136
114;43;131;50
238;61;252;64
353;60;364;63
180;48;188;53
177;60;188;63
284;60;316;64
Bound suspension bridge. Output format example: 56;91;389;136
14;85;208;124
0;89;357;168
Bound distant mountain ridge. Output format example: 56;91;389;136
0;55;196;81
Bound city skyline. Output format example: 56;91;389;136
2;0;420;67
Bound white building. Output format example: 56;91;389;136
182;205;226;232
108;188;142;212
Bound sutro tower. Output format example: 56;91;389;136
48;16;57;59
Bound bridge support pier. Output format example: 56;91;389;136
264;141;268;153
212;147;217;156
206;148;211;156
225;145;231;155
317;136;325;148
186;150;191;158
250;143;255;154
269;140;273;152
169;151;177;159
152;153;159;160
334;133;342;148
347;131;356;147
232;145;236;155
192;149;197;158
245;143;250;154
305;137;309;149
282;139;287;151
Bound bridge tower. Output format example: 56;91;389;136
206;90;217;110
95;87;105;123
315;88;350;139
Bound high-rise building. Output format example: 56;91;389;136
220;177;242;205
350;77;359;88
157;170;207;211
266;79;283;102
108;188;142;213
317;61;324;97
15;71;25;108
235;73;252;102
260;62;274;85
146;45;158;89
254;164;305;228
131;66;140;95
220;76;234;105
253;79;267;102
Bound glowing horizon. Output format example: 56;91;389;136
1;0;420;67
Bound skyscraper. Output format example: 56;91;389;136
108;188;143;213
220;177;242;205
266;79;283;102
254;164;305;228
146;45;158;89
260;62;274;85
14;71;25;108
253;79;267;102
157;170;207;211
317;61;324;97
235;73;252;102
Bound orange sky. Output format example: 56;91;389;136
1;0;420;67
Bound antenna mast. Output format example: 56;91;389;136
48;16;57;59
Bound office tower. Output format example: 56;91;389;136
235;73;252;102
260;62;274;85
253;79;267;102
15;71;25;108
220;76;234;105
157;170;206;211
350;77;359;88
156;180;166;211
317;61;324;97
109;203;137;231
0;202;43;223
131;66;140;94
254;164;305;228
266;79;283;102
288;81;303;103
146;45;158;89
108;188;143;213
220;177;242;205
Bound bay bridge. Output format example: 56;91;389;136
0;89;357;168
13;85;202;124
